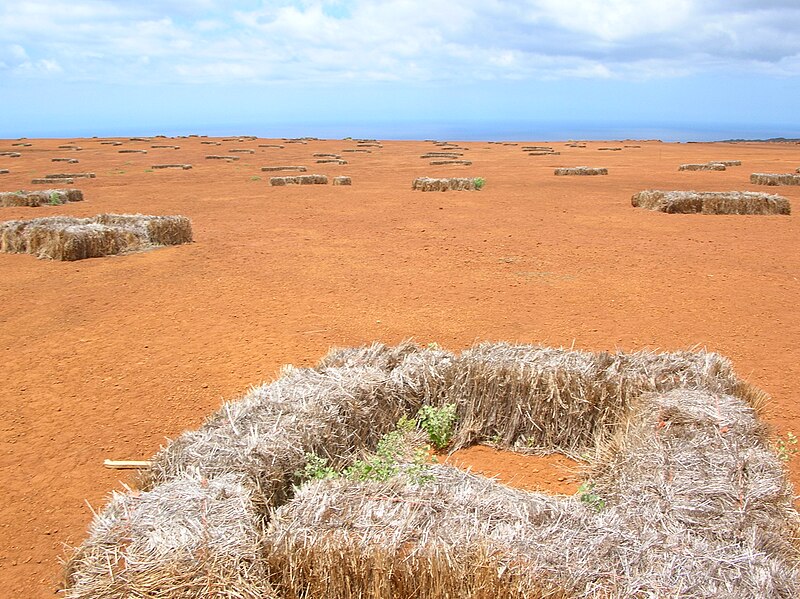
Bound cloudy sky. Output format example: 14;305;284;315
1;0;799;139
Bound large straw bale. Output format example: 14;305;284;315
750;173;800;186
317;340;423;372
412;177;480;191
143;366;407;510
528;151;560;156
0;189;83;207
0;214;191;260
632;190;790;215
421;152;463;158
269;175;328;185
554;167;607;176
679;163;727;171
332;176;351;185
230;149;255;154
64;472;275;599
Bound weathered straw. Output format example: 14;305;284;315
151;164;192;170
679;163;727;171
429;160;472;165
332;176;351;186
269;175;328;186
51;158;79;163
750;173;800;186
412;177;480;191
631;190;790;215
261;166;307;172
0;189;83;207
45;173;95;179
32;178;74;185
554;167;608;176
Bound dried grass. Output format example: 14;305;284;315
269;175;328;186
332;176;351;186
261;166;307;172
679;163;727;171
412;177;480;191
429;160;472;165
51;158;79;163
632;190;791;215
0;214;192;260
45;173;95;179
32;178;73;185
750;173;800;186
151;164;192;170
554;167;608;176
0;189;83;207
205;155;240;161
118;149;148;154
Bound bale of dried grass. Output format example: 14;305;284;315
1;189;83;207
45;173;95;179
64;472;275;599
342;149;370;153
51;158;79;163
205;155;240;161
446;342;762;455
316;159;347;164
0;214;192;260
528;151;560;156
118;149;148;154
261;166;307;172
631;190;790;215
151;164;192;170
332;176;351;186
554;167;607;176
100;141;123;146
598;147;622;151
32;178;74;185
0;152;21;158
421;152;463;158
412;177;480;191
679;163;727;171
129;137;151;142
259;144;285;148
230;149;256;154
150;145;180;149
201;141;222;145
429;160;472;165
269;175;328;186
142;365;407;511
750;173;800;186
313;153;341;158
714;160;741;166
0;169;8;175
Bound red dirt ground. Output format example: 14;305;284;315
0;136;798;597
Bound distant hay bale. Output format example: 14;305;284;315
45;173;95;179
631;190;790;215
283;139;308;144
412;177;481;191
332;176;351;186
51;158;79;163
0;169;8;175
269;174;328;186
750;173;800;186
528;151;560;156
57;145;80;150
342;149;371;153
313;153;341;158
0;152;21;158
316;159;347;164
0;214;192;260
357;143;382;147
32;178;74;185
205;155;240;161
0;189;83;208
11;142;32;147
200;141;221;145
99;141;122;146
421;152;463;158
128;137;151;142
266;387;800;598
150;145;180;149
624;144;641;148
679;163;727;171
521;146;554;152
259;144;285;148
261;166;307;172
429;160;472;165
598;147;622;151
715;160;742;166
229;149;255;154
554;167;608;176
64;472;274;599
118;149;147;154
151;164;192;170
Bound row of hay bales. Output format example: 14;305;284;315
0;189;83;208
63;341;799;598
555;167;607;176
751;173;800;186
269;175;351;186
632;190;791;215
0;214;192;260
412;177;482;191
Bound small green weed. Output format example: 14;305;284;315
776;431;798;462
299;453;338;480
250;175;262;181
473;177;485;190
578;482;605;511
144;169;153;173
47;192;62;206
417;403;457;449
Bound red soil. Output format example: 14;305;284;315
1;136;798;597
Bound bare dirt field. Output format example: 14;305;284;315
0;135;798;596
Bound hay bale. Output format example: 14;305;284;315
750;173;800;186
32;178;74;185
714;160;741;166
0;214;192;260
411;177;481;191
313;153;341;158
261;166;307;172
0;152;21;158
421;152;463;158
269;175;327;186
598;147;622;151
11;142;31;147
554;167;607;176
332;176;351;186
151;164;192;170
266;388;800;598
58;145;80;150
429;160;472;166
528;151;560;156
143;365;407;510
0;189;83;207
679;163;727;171
64;472;274;599
259;144;285;148
342;149;371;153
51;158;79;163
521;146;554;151
150;145;180;149
357;143;381;147
45;173;95;179
99;141;122;146
631;190;790;215
316;159;347;164
205;155;240;161
0;169;8;175
201;141;222;145
230;149;255;154
118;149;147;154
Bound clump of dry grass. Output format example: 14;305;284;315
261;166;307;172
332;176;351;185
412;177;481;191
0;214;192;260
554;167;608;176
64;472;275;599
269;175;328;186
631;190;790;215
0;189;83;207
750;173;800;186
679;163;727;171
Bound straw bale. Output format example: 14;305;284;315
316;159;347;164
0;152;21;157
261;166;307;172
446;342;759;455
421;152;463;158
51;158;79;163
750;173;800;186
528;151;560;156
269;175;328;186
0;189;83;207
598;147;622;151
714;160;742;166
58;145;80;150
45;173;95;179
357;143;381;147
259;144;285;148
230;149;255;154
143;366;406;510
332;176;351;186
631;190;790;215
679;163;727;171
151;164;192;170
118;149;148;154
32;178;74;185
342;149;370;153
0;214;191;260
0;169;8;174
317;340;423;372
11;142;31;146
205;155;240;161
554;167;608;176
99;141;123;146
129;137;151;142
201;141;222;145
151;145;180;149
412;177;480;191
521;146;554;151
313;153;341;158
64;472;275;599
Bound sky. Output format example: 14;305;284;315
1;0;799;140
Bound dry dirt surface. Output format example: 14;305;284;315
1;136;798;597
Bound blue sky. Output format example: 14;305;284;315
1;0;799;140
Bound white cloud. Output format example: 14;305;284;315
0;0;799;83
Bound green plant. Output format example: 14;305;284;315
417;404;457;449
144;169;153;173
299;452;338;481
47;192;62;206
473;177;485;190
250;176;262;181
776;431;798;462
578;482;605;511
